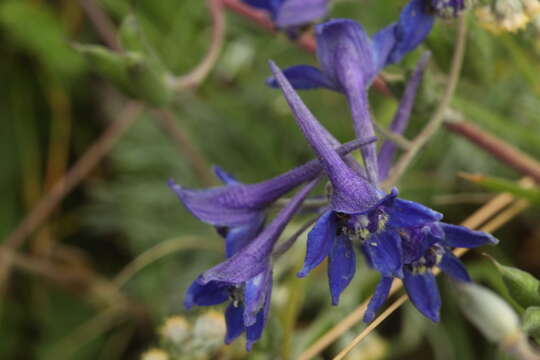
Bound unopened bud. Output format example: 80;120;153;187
457;282;520;343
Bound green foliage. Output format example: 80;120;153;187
489;258;540;309
2;0;540;359
0;1;84;77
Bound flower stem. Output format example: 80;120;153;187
383;14;468;189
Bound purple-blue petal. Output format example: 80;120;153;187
184;277;230;309
386;0;435;65
213;165;239;185
328;235;356;305
440;223;498;248
244;268;272;327
315;19;377;88
298;210;335;277
200;180;317;285
403;269;441;322
225;303;246;344
364;276;393;323
275;0;329;28
385;196;443;230
169;138;370;228
246;277;273;351
269;60;381;214
223;213;266;258
372;23;398;72
439;252;471;282
362;231;403;278
266;65;337;90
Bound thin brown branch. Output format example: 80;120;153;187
374;121;413;150
155;109;216;186
77;0;121;51
445;120;540;183
0;102;144;293
383;15;468;189
175;0;226;89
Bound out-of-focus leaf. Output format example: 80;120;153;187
522;306;540;342
460;173;540;204
487;257;540;309
74;44;173;106
0;2;84;77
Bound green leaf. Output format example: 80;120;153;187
0;2;84;78
522;307;540;343
460;173;540;204
74;44;173;106
488;258;540;309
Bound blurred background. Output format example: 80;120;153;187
1;0;540;359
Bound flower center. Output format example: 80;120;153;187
228;286;244;307
408;244;445;274
338;209;389;244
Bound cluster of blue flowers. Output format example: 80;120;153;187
168;0;497;351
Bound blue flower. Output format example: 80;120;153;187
365;223;498;323
168;137;371;230
184;179;318;350
241;0;329;29
266;1;435;182
270;60;442;305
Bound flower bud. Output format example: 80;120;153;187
457;282;520;343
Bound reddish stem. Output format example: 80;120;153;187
445;120;540;183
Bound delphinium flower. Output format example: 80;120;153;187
183;179;318;350
364;223;498;322
168;137;372;238
270;60;442;304
241;0;329;31
269;61;498;321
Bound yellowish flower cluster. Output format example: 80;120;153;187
476;0;540;33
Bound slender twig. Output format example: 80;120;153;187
333;294;408;360
383;15;468;189
445;120;540;183
332;196;532;359
114;236;220;288
373;122;413;150
0;102;144;294
175;0;226;89
298;178;532;360
273;213;322;259
154;110;216;186
77;0;121;51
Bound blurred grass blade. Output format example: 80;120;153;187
460;173;540;203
